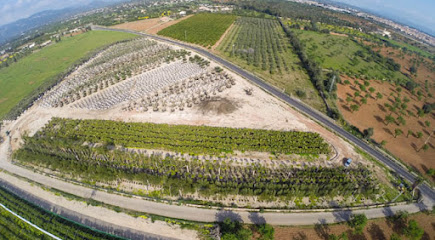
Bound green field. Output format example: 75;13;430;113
294;30;409;82
0;185;122;239
217;17;326;111
0;30;136;119
0;206;48;239
158;13;237;47
14;118;377;200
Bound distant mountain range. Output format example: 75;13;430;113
0;0;124;46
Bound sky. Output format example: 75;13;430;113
0;0;434;35
0;0;98;26
333;0;435;35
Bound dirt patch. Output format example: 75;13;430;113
330;32;348;37
196;97;238;115
0;98;7;104
28;81;34;85
111;15;193;35
274;212;434;240
337;76;434;177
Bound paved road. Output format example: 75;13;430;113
93;26;435;203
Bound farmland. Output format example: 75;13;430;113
0;30;137;120
0;185;122;240
293;29;409;83
158;13;237;47
33;118;331;155
217;17;325;111
14;118;378;201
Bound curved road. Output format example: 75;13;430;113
93;26;435;203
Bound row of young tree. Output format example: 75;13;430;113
222;17;289;74
0;186;122;240
16;132;377;199
41;118;331;155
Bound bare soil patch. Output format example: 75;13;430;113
274;212;434;240
111;16;192;35
0;98;7;104
197;97;238;115
337;76;434;177
330;32;348;37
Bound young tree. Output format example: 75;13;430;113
421;144;429;152
376;92;383;99
350;104;359;112
361;98;367;105
407;130;414;138
368;87;375;94
396;87;402;93
346;96;352;105
343;80;351;85
424;120;431;127
394;128;403;138
380;140;387;147
347;214;367;235
363;128;374;139
397;116;406;126
404;220;424;240
416;131;423;139
385;115;395;125
354;91;360;98
257;224;274;240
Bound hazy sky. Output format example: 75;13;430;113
0;0;434;34
333;0;435;34
0;0;97;26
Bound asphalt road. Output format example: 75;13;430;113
93;26;435;203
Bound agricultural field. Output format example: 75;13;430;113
0;206;48;239
217;17;325;111
337;76;434;178
293;29;409;83
0;185;122;240
365;43;435;87
0;30;137;120
157;13;237;47
15;118;379;205
275;211;434;240
111;15;193;35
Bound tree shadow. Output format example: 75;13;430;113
347;229;367;240
374;115;384;124
346;93;353;98
378;104;386;112
314;219;330;240
215;210;243;223
368;223;386;240
292;231;308;240
341;104;352;112
423;129;430;135
248;212;266;225
332;210;352;222
383;128;393;136
411;142;418;151
422;232;431;240
418;121;425;127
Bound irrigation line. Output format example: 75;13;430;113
0;202;62;240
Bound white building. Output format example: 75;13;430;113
179;11;186;16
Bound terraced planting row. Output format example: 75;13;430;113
15;131;377;198
0;186;121;240
40;118;331;155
